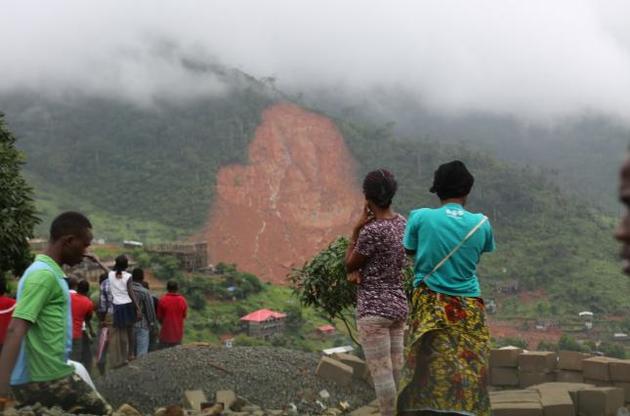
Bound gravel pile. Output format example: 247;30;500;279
95;345;375;414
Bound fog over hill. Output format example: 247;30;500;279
3;1;630;123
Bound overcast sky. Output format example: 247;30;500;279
2;0;630;124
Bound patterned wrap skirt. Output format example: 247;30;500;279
397;284;491;416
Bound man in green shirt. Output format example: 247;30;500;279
0;211;112;414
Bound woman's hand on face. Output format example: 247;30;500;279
354;203;374;232
347;272;361;284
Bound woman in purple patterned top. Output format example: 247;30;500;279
345;169;408;416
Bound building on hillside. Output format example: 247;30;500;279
579;311;594;331
496;279;520;294
316;324;336;337
240;309;287;339
486;299;497;315
146;241;208;272
123;240;144;249
220;334;235;348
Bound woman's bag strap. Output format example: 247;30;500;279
423;216;488;281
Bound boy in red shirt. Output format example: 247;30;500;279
0;279;16;353
157;280;187;348
70;279;95;371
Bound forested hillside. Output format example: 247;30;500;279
1;73;275;232
302;88;630;214
1;69;628;314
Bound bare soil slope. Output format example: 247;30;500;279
205;103;363;283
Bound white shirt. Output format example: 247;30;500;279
108;271;133;305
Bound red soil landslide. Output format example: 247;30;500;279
204;103;363;284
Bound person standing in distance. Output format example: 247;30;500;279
157;280;188;349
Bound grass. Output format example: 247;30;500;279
27;172;186;243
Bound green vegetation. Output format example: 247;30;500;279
3;87;273;233
290;237;359;342
28;172;183;243
0;114;39;277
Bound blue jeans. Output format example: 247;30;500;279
134;327;150;357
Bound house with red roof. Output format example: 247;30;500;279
316;324;336;337
240;308;287;338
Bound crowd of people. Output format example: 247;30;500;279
1;155;630;416
0;214;188;414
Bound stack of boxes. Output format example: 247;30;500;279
582;356;630;405
488;350;630;415
519;351;558;388
610;360;630;406
490;347;522;388
583;356;619;386
556;351;591;382
490;389;543;416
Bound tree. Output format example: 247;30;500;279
0;114;39;277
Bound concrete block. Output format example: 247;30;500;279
333;353;369;379
558;351;591;371
613;382;630;403
538;389;575;416
556;370;584;383
490;389;541;404
577;387;625;416
215;390;236;410
491;401;543;416
584;378;612;387
609;360;630;382
582;356;616;381
520;371;556;388
316;356;354;386
491;347;523;368
520;351;558;372
491;367;519;386
184;390;207;411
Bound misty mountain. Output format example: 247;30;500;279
300;87;630;215
1;63;628;313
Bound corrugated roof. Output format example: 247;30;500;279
240;308;287;322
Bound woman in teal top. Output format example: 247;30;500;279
398;160;495;416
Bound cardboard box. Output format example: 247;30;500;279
577;387;625;416
539;389;575;416
582;356;616;381
555;370;584;383
520;371;555;388
519;352;558;372
492;402;543;416
609;360;630;382
491;347;523;368
558;351;591;371
613;382;630;404
528;382;595;405
491;367;520;386
490;389;541;404
315;356;353;385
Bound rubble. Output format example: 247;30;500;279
94;346;375;415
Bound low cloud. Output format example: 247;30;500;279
2;0;630;123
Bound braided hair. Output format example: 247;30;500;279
362;169;398;208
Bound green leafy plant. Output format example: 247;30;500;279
0;114;39;277
289;237;359;344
